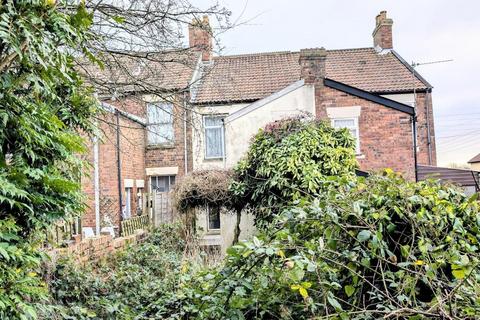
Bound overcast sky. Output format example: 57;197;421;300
192;0;480;166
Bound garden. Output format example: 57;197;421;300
0;1;479;319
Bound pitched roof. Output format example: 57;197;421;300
77;50;200;95
417;165;480;187
193;48;429;104
468;153;480;164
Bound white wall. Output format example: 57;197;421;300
225;84;315;167
382;93;415;106
192;103;247;170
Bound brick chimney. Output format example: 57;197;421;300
372;11;393;50
299;48;327;85
188;16;212;62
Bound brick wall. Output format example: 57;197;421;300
81;99;146;232
316;86;415;180
51;230;147;263
145;96;193;181
415;91;436;166
81;94;192;232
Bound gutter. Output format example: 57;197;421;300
412;110;419;182
115;110;123;234
93;133;100;235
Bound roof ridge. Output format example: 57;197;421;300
213;50;296;59
212;47;377;60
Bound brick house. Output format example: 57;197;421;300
80;11;437;244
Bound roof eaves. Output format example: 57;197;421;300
224;79;305;123
468;153;480;163
100;101;147;126
391;50;433;89
324;78;414;115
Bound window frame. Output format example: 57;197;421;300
206;205;221;232
203;115;225;160
331;117;361;154
147;102;174;146
150;175;176;193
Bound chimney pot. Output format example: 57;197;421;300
188;15;212;61
372;10;393;50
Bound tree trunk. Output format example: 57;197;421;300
233;209;241;244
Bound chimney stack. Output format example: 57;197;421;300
372;11;393;50
188;16;212;62
299;48;327;85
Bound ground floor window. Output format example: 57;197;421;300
150;175;176;192
207;206;221;231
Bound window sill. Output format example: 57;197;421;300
356;154;365;159
204;157;225;161
147;144;175;150
207;229;221;235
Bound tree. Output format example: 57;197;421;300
0;1;96;317
230;117;358;225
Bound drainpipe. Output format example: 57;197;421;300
183;92;188;175
93;134;100;235
115;110;123;233
412;111;418;182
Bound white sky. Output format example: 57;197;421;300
191;0;480;166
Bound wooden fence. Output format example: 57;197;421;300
47;218;82;247
121;214;150;237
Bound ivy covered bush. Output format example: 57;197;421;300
41;225;189;319
230;117;358;225
178;172;480;319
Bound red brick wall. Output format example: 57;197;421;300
316;86;415;180
81;94;192;232
415;91;436;166
81;99;146;232
145;96;193;183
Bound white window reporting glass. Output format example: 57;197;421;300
332;118;360;154
204;116;225;159
150;175;176;192
147;103;174;145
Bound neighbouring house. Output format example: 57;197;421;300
79;11;437;249
468;153;480;171
190;11;436;249
418;165;480;195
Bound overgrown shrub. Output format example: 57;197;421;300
40;224;195;319
0;2;97;318
177;172;480;319
230;117;358;225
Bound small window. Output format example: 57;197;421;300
207;206;221;231
150;175;176;192
147;103;174;145
332;118;360;154
204;116;225;159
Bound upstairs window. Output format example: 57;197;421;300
204;116;225;159
147;103;174;146
332;118;360;154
